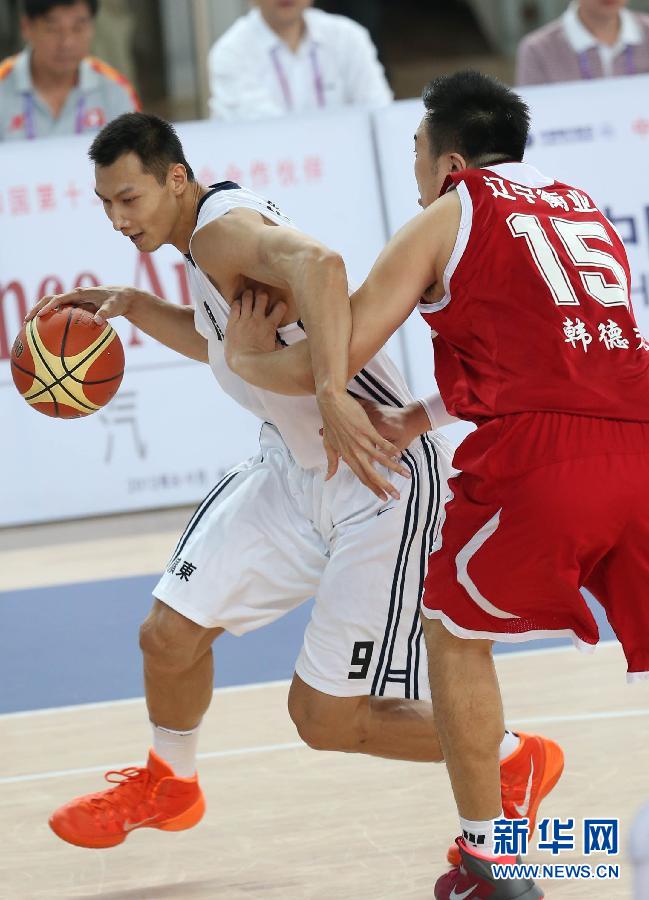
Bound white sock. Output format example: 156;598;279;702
460;813;504;857
499;730;520;762
151;721;201;777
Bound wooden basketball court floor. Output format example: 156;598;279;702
1;508;648;900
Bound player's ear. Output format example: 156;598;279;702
169;163;188;196
448;152;468;173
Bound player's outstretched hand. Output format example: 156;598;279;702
225;288;287;373
25;286;134;325
317;390;409;501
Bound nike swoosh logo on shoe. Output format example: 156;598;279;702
513;757;535;817
450;885;478;900
123;815;159;832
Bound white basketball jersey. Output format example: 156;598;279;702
186;182;414;470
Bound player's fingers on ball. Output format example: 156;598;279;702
35;295;66;318
25;296;51;320
93;303;112;324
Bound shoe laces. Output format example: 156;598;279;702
89;766;152;816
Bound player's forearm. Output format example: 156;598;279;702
229;340;316;396
125;291;208;362
290;249;352;401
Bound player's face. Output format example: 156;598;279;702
256;0;312;30
94;153;181;253
414;117;467;209
21;1;94;79
579;0;626;18
414;119;444;209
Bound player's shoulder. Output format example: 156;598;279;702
197;183;293;229
196;183;263;221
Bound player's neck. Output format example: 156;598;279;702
266;16;306;53
30;53;79;95
169;182;208;254
577;5;621;46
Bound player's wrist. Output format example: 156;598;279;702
123;289;161;324
406;401;432;439
315;381;347;404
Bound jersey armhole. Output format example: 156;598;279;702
417;180;474;315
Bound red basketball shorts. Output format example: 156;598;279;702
422;412;649;681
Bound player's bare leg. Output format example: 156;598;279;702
48;601;220;848
288;674;443;762
423;618;503;818
422;618;549;896
139;599;223;730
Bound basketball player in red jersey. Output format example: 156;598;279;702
226;71;649;898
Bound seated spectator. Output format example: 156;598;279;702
0;0;140;142
208;0;392;121
516;0;649;86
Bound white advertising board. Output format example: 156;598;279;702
0;110;389;526
372;76;649;441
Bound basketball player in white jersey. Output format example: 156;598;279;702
27;112;560;858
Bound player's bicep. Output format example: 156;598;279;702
347;211;445;373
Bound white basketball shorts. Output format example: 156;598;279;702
154;424;452;698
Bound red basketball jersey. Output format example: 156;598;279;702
418;163;649;423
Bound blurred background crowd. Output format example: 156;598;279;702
2;0;649;140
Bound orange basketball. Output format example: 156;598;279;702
11;307;125;418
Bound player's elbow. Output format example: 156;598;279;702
297;244;347;285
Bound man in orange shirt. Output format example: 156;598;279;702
0;0;139;142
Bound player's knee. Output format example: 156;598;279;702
139;602;207;674
289;691;367;753
425;618;492;659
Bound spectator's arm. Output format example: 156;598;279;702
342;22;392;106
516;36;551;86
208;41;282;121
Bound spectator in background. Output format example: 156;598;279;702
516;0;649;85
0;0;139;142
208;0;392;121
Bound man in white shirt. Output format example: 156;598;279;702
516;0;649;85
208;0;392;121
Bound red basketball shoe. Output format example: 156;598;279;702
436;838;543;899
446;732;564;866
49;749;205;848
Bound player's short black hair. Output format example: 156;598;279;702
89;112;195;184
23;0;99;18
422;70;530;164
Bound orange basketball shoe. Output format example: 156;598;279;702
446;732;564;866
49;749;205;849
